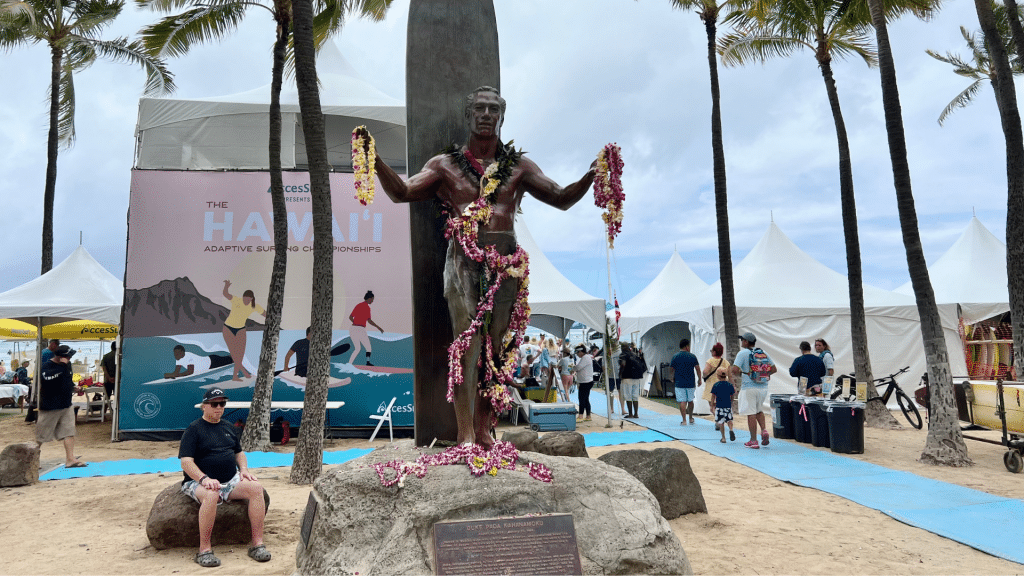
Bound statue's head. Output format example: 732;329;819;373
465;86;505;139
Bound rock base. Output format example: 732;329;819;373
145;481;270;550
0;443;39;487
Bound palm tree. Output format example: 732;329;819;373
138;0;390;452
864;0;971;466
670;0;742;364
926;10;1023;125
0;0;174;275
971;0;1024;383
289;0;332;485
719;0;936;428
1001;0;1024;62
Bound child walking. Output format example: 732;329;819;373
711;368;736;443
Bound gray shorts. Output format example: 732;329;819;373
181;472;242;505
35;406;76;443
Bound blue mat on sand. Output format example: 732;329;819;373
40;448;373;481
581;429;673;447
579;390;1024;565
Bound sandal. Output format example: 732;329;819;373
248;544;272;562
195;550;221;568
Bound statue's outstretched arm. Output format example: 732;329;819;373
521;156;596;211
355;127;441;203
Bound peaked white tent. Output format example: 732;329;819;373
0;246;122;326
134;41;406;172
617;250;709;391
652;223;966;397
895;217;1009;324
516;216;606;336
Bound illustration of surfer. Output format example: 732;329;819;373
281;327;353;378
348;290;384;366
222;280;265;381
163;345;234;379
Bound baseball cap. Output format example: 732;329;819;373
203;388;229;404
54;345;77;359
740;332;757;344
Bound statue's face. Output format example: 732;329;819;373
468;92;503;138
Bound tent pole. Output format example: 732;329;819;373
605;239;615;428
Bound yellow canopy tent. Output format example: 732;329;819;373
0;319;119;340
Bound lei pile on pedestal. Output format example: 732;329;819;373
443;143;530;421
593;143;625;248
351;126;376;206
371;441;552;488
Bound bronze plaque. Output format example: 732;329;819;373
300;492;318;549
432;514;582;575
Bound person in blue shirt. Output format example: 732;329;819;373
40;339;59;365
790;341;827;395
710;368;736;442
670;339;702;425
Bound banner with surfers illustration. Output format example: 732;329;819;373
119;170;414;435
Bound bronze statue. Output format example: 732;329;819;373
360;86;595;446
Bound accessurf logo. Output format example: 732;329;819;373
134;393;161;419
79;326;118;335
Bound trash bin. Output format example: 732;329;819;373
806;397;830;448
790;396;812;443
771;394;796;439
827;401;865;454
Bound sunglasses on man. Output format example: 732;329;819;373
207;401;227;408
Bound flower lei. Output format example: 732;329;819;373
351;126;376;206
442;142;530;423
371;441;552;488
593;143;624;248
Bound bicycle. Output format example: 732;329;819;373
830;366;923;429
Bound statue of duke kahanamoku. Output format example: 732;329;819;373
358;86;595;447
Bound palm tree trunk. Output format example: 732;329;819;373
866;0;971;465
703;13;740;363
42;44;61;274
976;0;1024;381
290;0;332;485
1001;0;1024;64
242;14;291;453
818;56;895;427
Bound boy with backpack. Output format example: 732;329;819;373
731;332;777;449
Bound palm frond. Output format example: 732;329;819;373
71;34;175;94
69;0;123;37
718;30;807;66
138;2;248;57
829;32;877;66
937;79;982;125
55;43;96;147
0;0;35;25
347;0;391;22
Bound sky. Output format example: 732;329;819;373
0;0;1018;307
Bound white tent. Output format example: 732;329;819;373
895;217;1009;324
516;216;606;336
134;41;406;172
617;250;709;396
643;223;966;397
0;246;122;326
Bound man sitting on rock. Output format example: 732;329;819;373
178;387;270;567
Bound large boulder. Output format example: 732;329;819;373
499;429;538;452
534;431;588;457
0;443;39;487
146;481;270;550
598;448;707;519
295;444;691;575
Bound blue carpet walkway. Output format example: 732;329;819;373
576;389;1024;565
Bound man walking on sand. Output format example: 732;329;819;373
731;332;777;449
670;339;702;425
37;345;86;468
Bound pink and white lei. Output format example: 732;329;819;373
593;143;625;248
371;441;552;488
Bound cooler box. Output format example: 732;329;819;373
806;398;830;448
771;394;796;439
790;396;812;443
528;402;578;432
827;401;865;454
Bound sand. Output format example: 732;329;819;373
0;397;1021;576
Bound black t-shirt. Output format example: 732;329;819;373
101;350;116;381
178;418;242;484
289;338;310;377
38;360;73;411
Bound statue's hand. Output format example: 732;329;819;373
354;126;372;154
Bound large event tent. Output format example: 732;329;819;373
895;217;1009;324
624;222;966;398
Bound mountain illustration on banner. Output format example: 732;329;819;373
123;277;266;338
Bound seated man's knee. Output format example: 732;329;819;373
230;480;264;501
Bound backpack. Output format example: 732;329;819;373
748;347;772;385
